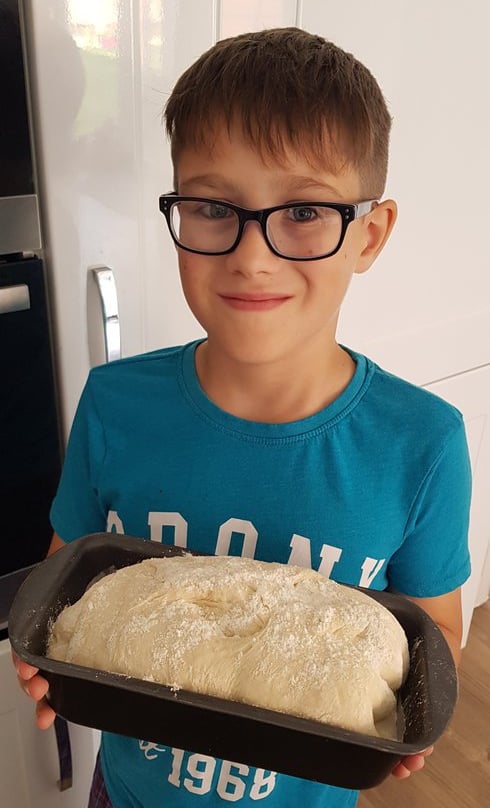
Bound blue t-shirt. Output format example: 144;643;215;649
51;341;471;808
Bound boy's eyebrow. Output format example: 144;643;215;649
178;175;240;194
278;175;344;198
179;174;344;199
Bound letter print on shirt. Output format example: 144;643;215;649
148;511;189;547
139;740;167;761
288;535;343;578
359;557;386;587
215;518;258;558
108;510;386;588
107;510;125;533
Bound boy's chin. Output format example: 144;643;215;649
207;334;292;368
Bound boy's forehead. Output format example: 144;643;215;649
173;123;363;200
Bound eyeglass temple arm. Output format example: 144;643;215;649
356;200;378;217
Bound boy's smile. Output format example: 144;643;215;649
172;124;396;419
218;292;292;312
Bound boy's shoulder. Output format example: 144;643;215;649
363;351;464;438
82;343;195;416
88;341;193;382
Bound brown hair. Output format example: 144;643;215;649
164;28;392;199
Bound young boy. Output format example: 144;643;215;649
15;27;471;808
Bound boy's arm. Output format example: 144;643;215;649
13;532;67;729
47;531;67;556
405;587;463;667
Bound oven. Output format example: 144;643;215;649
0;0;61;610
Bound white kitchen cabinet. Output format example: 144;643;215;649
303;0;490;384
219;0;298;37
424;365;490;644
0;639;97;808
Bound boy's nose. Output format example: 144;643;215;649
226;221;281;276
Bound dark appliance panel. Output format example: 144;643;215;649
0;257;62;576
0;0;41;254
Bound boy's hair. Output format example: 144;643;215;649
164;28;392;199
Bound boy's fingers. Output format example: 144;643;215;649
35;698;56;730
402;755;426;772
392;750;431;778
14;657;40;680
392;763;411;779
12;652;55;729
23;674;49;702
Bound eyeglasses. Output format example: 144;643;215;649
159;193;376;261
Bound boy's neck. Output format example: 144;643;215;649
194;339;356;424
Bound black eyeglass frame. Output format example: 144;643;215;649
159;193;377;261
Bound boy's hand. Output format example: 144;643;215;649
12;651;56;729
392;747;433;778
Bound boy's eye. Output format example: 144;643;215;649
286;206;319;223
199;202;232;220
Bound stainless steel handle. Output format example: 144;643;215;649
87;266;121;366
0;284;30;314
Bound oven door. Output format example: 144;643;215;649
0;0;42;255
0;256;61;576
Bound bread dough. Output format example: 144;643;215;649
48;554;409;738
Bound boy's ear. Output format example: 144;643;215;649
355;199;398;274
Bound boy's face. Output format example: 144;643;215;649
174;125;389;368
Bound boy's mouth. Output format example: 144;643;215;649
219;293;291;311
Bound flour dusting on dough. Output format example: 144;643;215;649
47;555;409;738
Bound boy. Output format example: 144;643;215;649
15;27;471;808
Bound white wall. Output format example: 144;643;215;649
298;1;490;383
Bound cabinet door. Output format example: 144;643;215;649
424;366;490;645
0;640;98;808
219;0;298;36
301;0;490;385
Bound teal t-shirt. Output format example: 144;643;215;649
51;341;471;808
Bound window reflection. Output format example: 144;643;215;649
62;0;164;145
67;0;119;55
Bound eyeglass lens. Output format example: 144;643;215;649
170;201;344;258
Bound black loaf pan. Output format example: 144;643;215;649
8;533;458;790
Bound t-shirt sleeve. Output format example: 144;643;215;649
387;418;472;597
50;376;108;542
